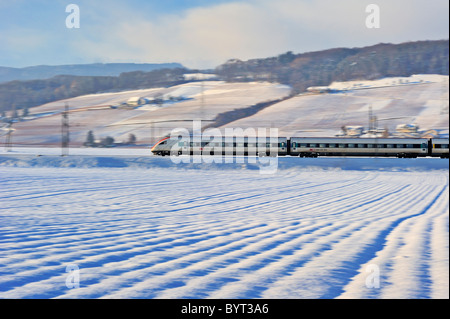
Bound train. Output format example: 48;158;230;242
151;136;449;158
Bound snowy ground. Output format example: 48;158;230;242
223;74;449;137
0;150;448;299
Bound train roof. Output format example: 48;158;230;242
289;137;430;143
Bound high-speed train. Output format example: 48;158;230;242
151;136;449;158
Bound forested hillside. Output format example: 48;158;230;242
0;63;184;83
1;40;448;114
215;40;449;92
0;68;189;113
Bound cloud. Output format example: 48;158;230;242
76;2;287;68
26;0;450;69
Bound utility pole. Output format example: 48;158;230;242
4;122;13;152
61;103;69;156
5;105;16;152
368;105;373;132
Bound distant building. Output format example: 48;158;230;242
336;125;364;137
345;126;364;136
306;86;340;94
126;97;147;107
183;73;218;81
396;123;418;134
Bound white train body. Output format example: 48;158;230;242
151;136;288;156
290;137;430;158
151;136;449;158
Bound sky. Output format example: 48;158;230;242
0;0;448;69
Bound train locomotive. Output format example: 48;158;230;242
151;136;449;158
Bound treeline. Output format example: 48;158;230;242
1;40;448;114
0;68;189;113
215;40;449;93
204;96;292;130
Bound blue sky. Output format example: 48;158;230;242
0;0;448;69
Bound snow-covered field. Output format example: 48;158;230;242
0;151;448;299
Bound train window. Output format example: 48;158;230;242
406;144;414;148
280;142;286;147
397;144;405;148
386;144;395;148
300;143;308;147
310;143;318;147
319;143;327;148
421;143;427;148
443;144;449;149
357;144;367;148
339;144;347;148
377;144;385;148
367;144;375;148
348;144;356;148
329;144;336;148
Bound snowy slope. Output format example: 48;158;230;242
223;74;449;137
6;81;291;147
0;153;448;299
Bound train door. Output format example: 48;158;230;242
427;139;432;156
182;140;188;154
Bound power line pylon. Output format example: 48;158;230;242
4;122;13;152
61;103;69;156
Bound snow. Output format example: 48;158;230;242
223;74;449;138
0;149;448;299
8;81;292;147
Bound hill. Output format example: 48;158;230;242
1;40;447;115
215;40;449;93
2;81;291;147
0;62;184;83
0;67;190;113
1;74;447;149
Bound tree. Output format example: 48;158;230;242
21;107;29;118
11;108;18;119
84;130;95;146
100;136;115;147
127;133;137;144
278;51;296;64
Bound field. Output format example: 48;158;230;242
0;152;448;299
